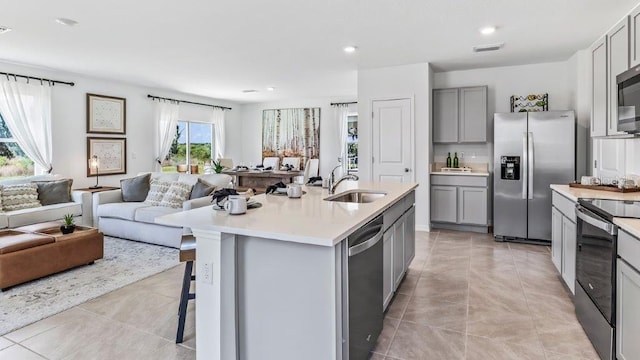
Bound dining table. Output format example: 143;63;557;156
222;169;304;192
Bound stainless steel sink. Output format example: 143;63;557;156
324;190;387;203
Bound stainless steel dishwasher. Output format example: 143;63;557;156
343;215;384;360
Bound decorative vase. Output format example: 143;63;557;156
60;225;75;234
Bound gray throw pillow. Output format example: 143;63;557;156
190;179;216;199
34;179;73;206
120;173;151;202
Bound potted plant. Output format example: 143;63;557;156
212;159;224;174
60;214;76;234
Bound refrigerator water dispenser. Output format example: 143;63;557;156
500;156;520;180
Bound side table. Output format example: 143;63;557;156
74;187;120;227
74;186;120;193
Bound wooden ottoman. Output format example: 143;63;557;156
0;222;104;290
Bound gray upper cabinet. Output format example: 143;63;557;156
459;87;488;143
630;4;640;67
433;86;487;143
433;88;459;143
607;16;630;136
591;35;608;138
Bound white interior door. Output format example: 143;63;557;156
372;98;413;182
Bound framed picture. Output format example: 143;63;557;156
87;137;127;176
87;93;126;134
262;107;320;169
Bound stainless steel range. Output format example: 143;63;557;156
575;199;640;360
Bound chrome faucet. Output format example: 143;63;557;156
328;165;359;194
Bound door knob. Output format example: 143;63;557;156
404;168;410;173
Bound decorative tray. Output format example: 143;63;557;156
440;167;472;173
568;183;640;193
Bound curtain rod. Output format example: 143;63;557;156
0;71;74;86
147;94;232;111
330;101;357;106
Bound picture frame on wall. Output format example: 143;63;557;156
86;93;126;134
87;137;127;176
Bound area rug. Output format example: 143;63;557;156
0;236;179;335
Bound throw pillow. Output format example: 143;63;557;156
159;182;193;208
120;173;151;202
190;178;216;199
1;183;42;211
144;179;172;206
34;179;73;206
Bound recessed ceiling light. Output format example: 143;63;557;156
242;89;258;93
267;87;275;91
480;26;496;35
343;45;357;53
55;18;78;27
0;26;12;35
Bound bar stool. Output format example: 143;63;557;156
176;235;196;344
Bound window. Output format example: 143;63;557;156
0;113;34;179
346;114;358;174
162;121;214;174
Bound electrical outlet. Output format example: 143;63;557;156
471;152;476;159
201;262;213;284
460;152;464;158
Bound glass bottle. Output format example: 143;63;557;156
453;152;459;168
446;152;452;168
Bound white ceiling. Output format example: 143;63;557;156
1;0;638;103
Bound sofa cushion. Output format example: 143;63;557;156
159;182;192;208
121;173;151;202
197;174;232;189
98;202;150;221
176;174;200;186
1;183;41;212
144;179;172;206
134;206;182;225
6;202;82;228
0;174;64;186
190;179;216;199
146;172;180;183
34;179;73;205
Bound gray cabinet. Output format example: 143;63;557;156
382;230;393;309
591;35;608;138
458;187;487;225
551;190;577;294
431;186;457;223
382;192;416;311
630;4;640;67
433;86;487;143
617;230;640;360
551;207;563;273
459;87;488;143
561;216;576;294
607;17;630;136
433;89;459;143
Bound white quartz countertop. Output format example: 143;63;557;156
551;184;640;238
156;181;418;247
430;171;490;177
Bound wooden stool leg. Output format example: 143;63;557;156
176;261;193;343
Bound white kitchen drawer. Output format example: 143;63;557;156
430;175;487;187
552;191;577;223
619;230;640;271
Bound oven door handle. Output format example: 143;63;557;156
575;206;618;235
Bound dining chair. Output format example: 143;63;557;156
218;158;234;170
282;157;301;171
303;158;319;182
263;157;280;169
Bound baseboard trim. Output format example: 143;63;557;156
430;222;489;234
415;224;431;232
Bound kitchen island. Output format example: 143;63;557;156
156;181;417;360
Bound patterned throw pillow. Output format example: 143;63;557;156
144;179;172;206
1;183;42;211
159;182;193;208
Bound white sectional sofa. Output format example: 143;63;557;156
0;175;91;228
93;172;232;248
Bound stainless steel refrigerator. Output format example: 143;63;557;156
493;111;575;243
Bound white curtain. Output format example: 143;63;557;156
211;108;225;160
154;100;180;171
0;79;53;173
335;105;350;175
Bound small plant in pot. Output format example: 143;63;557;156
212;159;224;174
61;214;76;234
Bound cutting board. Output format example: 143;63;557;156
569;183;640;193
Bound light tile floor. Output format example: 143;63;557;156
0;230;597;360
